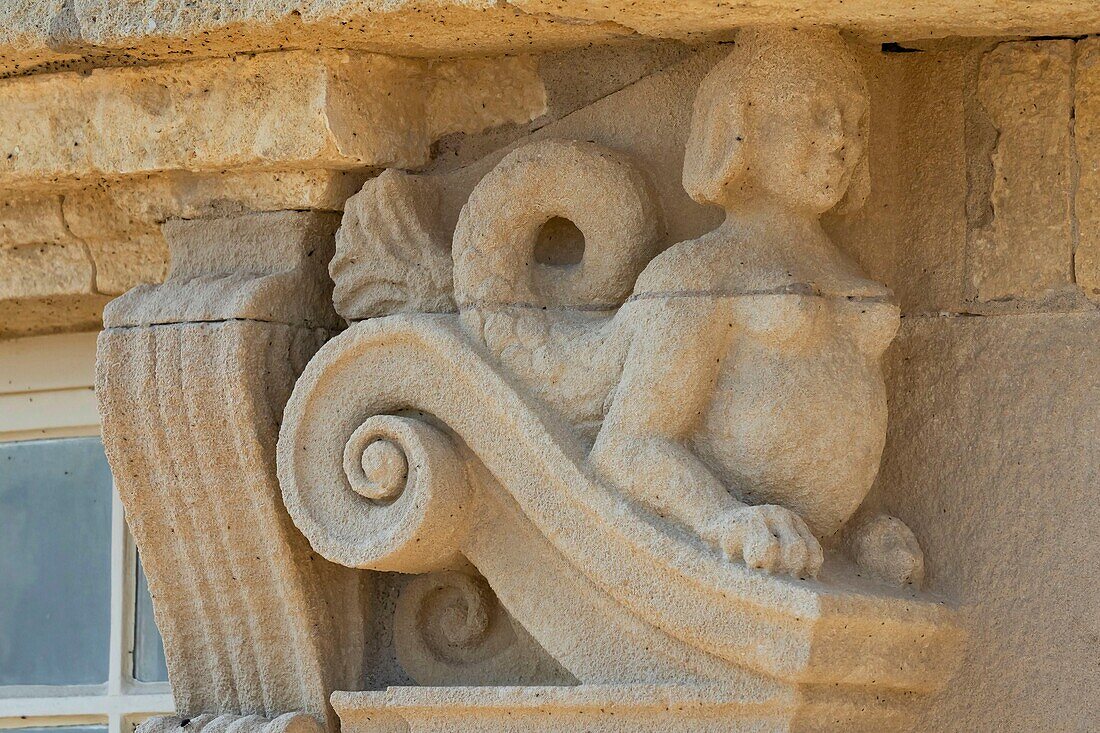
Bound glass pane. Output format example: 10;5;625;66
134;553;169;682
0;437;113;685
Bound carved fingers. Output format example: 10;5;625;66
719;504;824;579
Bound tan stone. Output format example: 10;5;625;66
335;684;913;732
0;195;74;247
0;293;110;339
969;40;1075;301
1073;37;1100;302
278;34;962;733
0;240;101;338
85;233;168;296
824;43;975;315
56;170;371;294
0;51;545;190
0;241;94;299
6;1;1100;78
105;211;341;329
875;311;1100;732
97;210;365;730
0;1;629;77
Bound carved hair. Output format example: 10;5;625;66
682;27;870;211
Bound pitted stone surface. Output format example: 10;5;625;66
6;1;1100;77
0;50;545;190
969;40;1075;302
1073;37;1100;303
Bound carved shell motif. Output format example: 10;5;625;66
330;168;455;321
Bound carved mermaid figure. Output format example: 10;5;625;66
280;27;958;705
590;29;899;579
327;27;924;584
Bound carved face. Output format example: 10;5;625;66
749;77;868;214
682;29;870;214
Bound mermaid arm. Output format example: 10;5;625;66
590;294;823;576
589;295;741;534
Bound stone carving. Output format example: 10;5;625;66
393;570;572;686
278;27;962;729
97;212;366;732
330;169;455;320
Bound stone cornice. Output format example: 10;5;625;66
5;1;1100;77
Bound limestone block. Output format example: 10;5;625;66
514;0;1100;43
1073;37;1100;302
0;1;629;76
85;233;169;296
0;240;106;338
105;211;342;329
97;209;365;728
875;312;1100;732
335;684;911;732
969;40;1075;301
7;1;1100;77
824;43;974;315
0;241;94;299
0;195;74;247
0;51;546;190
430;41;699;171
0;293;111;340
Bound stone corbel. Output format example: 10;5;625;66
96;211;365;732
276;28;966;732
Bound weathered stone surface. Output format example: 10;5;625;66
85;233;169;297
6;1;1100;77
0;50;545;190
0;293;110;339
331;169;455;320
874;312;1100;732
106;211;341;329
429;41;699;172
62;170;372;235
139;712;323;733
0;237;107;338
0;195;73;247
824;43;975;315
969;40;1075;301
0;1;629;78
1073;37;1100;303
335;684;912;732
279;34;962;733
97;209;365;730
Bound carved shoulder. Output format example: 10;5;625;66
631;232;733;297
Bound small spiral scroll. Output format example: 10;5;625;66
344;425;409;502
394;570;573;686
280;411;472;574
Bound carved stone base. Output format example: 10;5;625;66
334;685;912;732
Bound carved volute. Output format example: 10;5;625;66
274;27;965;732
78;20;977;733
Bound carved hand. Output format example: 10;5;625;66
706;505;824;579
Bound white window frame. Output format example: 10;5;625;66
0;332;174;733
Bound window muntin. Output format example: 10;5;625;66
0;332;172;733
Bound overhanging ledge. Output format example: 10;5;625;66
5;0;1100;76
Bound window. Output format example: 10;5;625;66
0;333;173;733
